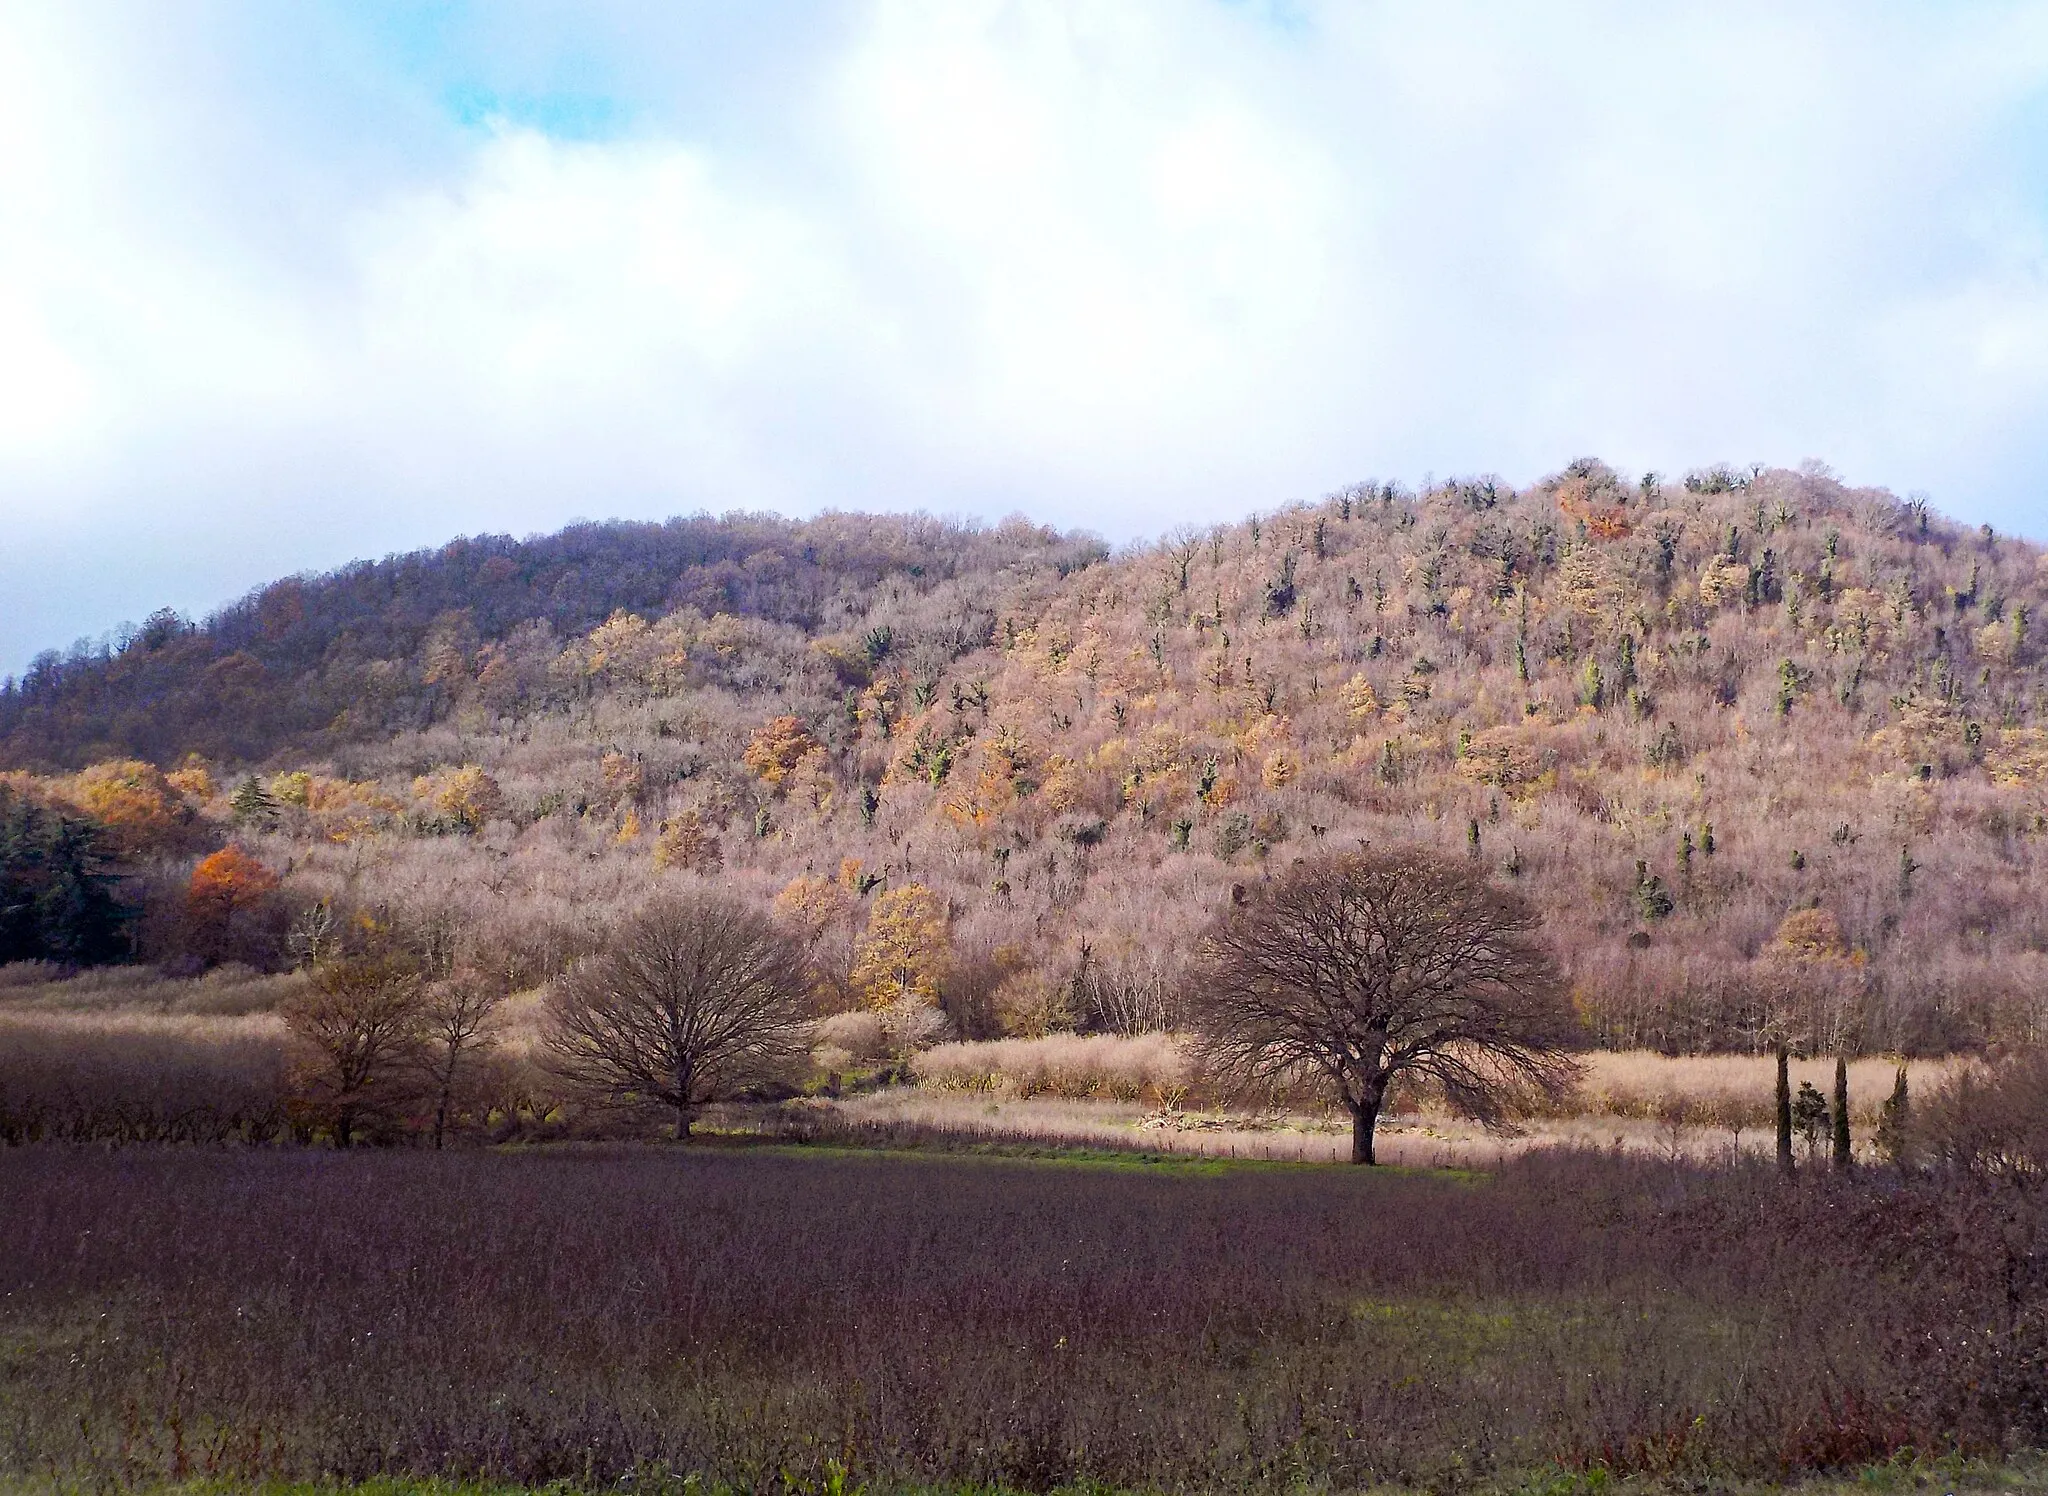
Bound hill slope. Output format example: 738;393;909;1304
6;461;2046;1055
0;512;1099;768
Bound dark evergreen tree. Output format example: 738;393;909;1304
1792;1081;1831;1158
229;774;279;830
1832;1054;1853;1170
1877;1062;1912;1166
1775;1044;1793;1173
0;789;134;965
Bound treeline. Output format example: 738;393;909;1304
8;865;2048;1186
0;511;1101;769
0;885;808;1150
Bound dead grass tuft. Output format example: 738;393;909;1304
912;1032;1191;1102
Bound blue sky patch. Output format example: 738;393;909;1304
444;83;628;141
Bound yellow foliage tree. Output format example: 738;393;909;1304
851;883;949;1008
1039;754;1082;812
1338;674;1381;722
1699;557;1750;610
1977;619;2020;665
1773;906;1849;962
743;715;819;787
166;759;216;801
557;610;693;698
67;759;188;854
773;874;855;941
414;766;505;831
1987;729;2048;786
652;810;723;873
786;747;837;816
992;968;1073;1038
1455;726;1547;794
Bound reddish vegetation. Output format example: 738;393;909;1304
4;1145;2048;1490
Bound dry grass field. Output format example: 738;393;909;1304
1575;1049;1970;1127
2;964;2045;1494
0;959;305;1015
884;1035;1970;1163
0;965;1973;1157
6;1144;2048;1493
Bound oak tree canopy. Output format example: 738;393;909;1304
1192;847;1582;1164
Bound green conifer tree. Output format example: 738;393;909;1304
229;774;279;830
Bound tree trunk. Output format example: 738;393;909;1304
1774;1044;1793;1173
674;1054;694;1141
1347;1095;1381;1165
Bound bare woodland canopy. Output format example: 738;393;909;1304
4;460;2047;1057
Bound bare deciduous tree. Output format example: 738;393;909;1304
1191;847;1582;1164
542;891;812;1139
413;971;509;1149
281;954;424;1147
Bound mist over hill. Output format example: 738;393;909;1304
5;459;2046;1055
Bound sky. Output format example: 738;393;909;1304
3;1;2048;676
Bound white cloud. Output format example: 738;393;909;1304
1;0;2046;673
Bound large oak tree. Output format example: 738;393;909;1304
543;890;811;1139
1191;847;1582;1164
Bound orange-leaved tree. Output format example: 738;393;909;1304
652;809;723;873
66;759;191;855
187;846;281;962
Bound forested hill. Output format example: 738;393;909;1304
0;513;1101;769
6;460;2048;1056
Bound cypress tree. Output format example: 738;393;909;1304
1832;1055;1853;1170
1775;1044;1793;1173
1878;1063;1912;1166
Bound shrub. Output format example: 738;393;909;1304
913;1032;1191;1102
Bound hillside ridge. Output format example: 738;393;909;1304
5;459;2046;1055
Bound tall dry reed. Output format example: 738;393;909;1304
911;1032;1191;1100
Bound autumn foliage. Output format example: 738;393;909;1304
1;464;2044;1057
851;884;949;1010
742;715;820;787
187;846;279;917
